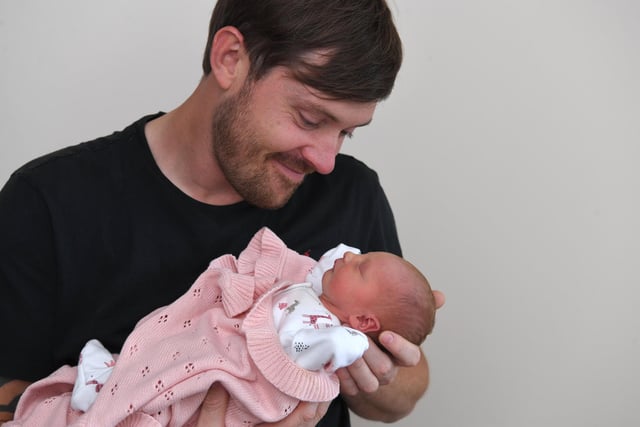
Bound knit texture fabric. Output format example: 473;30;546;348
10;227;338;427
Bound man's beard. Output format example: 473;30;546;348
211;85;312;209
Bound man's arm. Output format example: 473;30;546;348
0;377;31;422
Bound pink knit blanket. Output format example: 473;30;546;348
10;228;339;427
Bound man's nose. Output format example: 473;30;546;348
302;133;343;175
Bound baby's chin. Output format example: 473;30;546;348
317;293;331;309
321;269;333;292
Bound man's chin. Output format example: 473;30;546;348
245;185;300;210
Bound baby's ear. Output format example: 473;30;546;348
348;314;381;333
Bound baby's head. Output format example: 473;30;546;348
319;251;435;346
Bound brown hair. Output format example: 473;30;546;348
376;259;436;346
202;0;403;102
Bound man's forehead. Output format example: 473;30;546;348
252;65;376;126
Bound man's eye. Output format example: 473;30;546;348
299;113;319;129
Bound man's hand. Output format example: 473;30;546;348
258;400;330;427
335;329;419;396
337;290;445;422
195;383;330;427
195;383;229;427
337;289;445;396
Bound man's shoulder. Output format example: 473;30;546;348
10;114;158;186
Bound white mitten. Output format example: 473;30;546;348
70;339;116;411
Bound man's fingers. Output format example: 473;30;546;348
196;383;330;427
258;400;330;427
195;383;229;427
301;400;330;425
379;331;421;367
340;358;380;393
335;367;358;396
433;290;446;309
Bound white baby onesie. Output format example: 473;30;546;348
272;243;369;372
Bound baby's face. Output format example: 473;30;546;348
320;251;404;312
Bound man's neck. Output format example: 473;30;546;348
144;82;243;206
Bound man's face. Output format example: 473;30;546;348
211;67;376;209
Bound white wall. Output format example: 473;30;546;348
1;1;639;426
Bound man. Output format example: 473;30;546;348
0;1;444;425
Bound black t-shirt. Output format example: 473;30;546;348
0;113;401;426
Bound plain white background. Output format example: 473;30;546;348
1;1;639;426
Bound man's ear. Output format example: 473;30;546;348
348;314;381;333
208;26;248;90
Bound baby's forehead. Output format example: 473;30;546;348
365;251;402;263
364;252;407;274
365;252;423;287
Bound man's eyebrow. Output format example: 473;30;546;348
299;100;373;128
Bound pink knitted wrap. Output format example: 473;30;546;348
10;228;339;427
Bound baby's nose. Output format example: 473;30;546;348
343;251;356;262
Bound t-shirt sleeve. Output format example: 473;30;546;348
0;173;58;380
